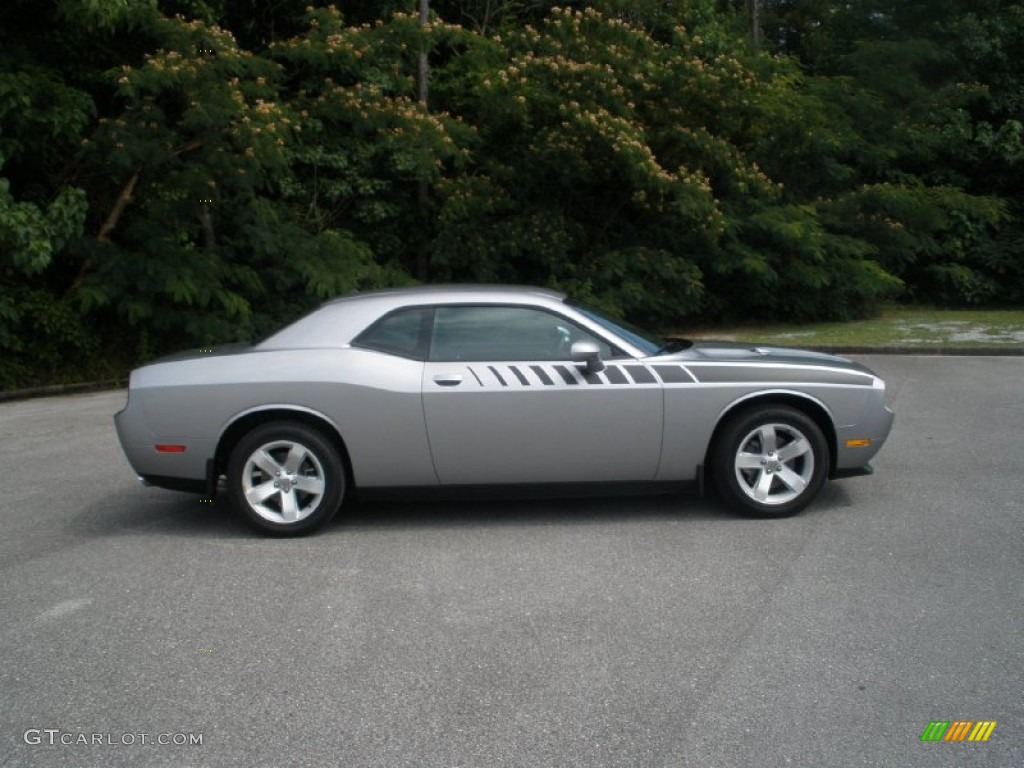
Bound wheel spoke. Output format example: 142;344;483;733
758;425;777;454
283;443;308;474
253;449;281;476
776;466;807;494
280;490;300;522
753;470;774;501
777;437;810;462
293;475;324;496
736;452;764;470
246;480;279;505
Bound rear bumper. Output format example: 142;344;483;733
137;474;208;494
114;394;214;486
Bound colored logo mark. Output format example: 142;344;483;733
920;721;997;742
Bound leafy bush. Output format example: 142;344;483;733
1;0;1021;388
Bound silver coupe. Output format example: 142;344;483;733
115;285;894;535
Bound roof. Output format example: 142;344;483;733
325;284;566;306
260;284;569;351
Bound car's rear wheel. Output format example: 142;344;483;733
227;422;345;536
712;405;828;517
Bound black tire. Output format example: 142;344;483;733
711;405;828;518
227;421;345;536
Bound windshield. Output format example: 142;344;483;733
567;300;664;356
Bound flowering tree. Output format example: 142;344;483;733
0;0;1018;387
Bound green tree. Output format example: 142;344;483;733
0;0;154;386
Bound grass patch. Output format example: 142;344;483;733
678;306;1024;348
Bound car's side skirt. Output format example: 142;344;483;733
355;480;700;502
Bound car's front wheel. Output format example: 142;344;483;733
227;422;345;536
712;405;828;517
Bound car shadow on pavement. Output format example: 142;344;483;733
71;485;731;540
73;479;855;540
334;492;725;533
70;485;251;539
331;481;855;533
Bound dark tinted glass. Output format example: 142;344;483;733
430;306;613;362
353;307;431;360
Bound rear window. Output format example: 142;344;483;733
352;307;432;360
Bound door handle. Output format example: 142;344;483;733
432;374;463;386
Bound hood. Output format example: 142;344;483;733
660;341;874;374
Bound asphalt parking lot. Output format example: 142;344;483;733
0;355;1021;768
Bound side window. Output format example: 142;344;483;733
429;306;615;362
352;307;432;360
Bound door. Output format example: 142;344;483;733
422;305;663;485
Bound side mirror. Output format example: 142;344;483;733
571;341;605;374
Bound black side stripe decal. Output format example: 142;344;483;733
530;365;554;386
653;365;690;383
688;365;873;386
488;365;508;386
604;366;629;384
553;365;578;385
624;365;656;384
465;364;670;387
508;366;530;385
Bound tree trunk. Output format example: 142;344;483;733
97;168;141;242
416;0;430;281
199;204;216;251
748;0;761;52
65;167;141;296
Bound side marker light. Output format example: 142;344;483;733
155;444;187;453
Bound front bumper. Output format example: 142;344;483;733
831;463;875;480
834;398;895;473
